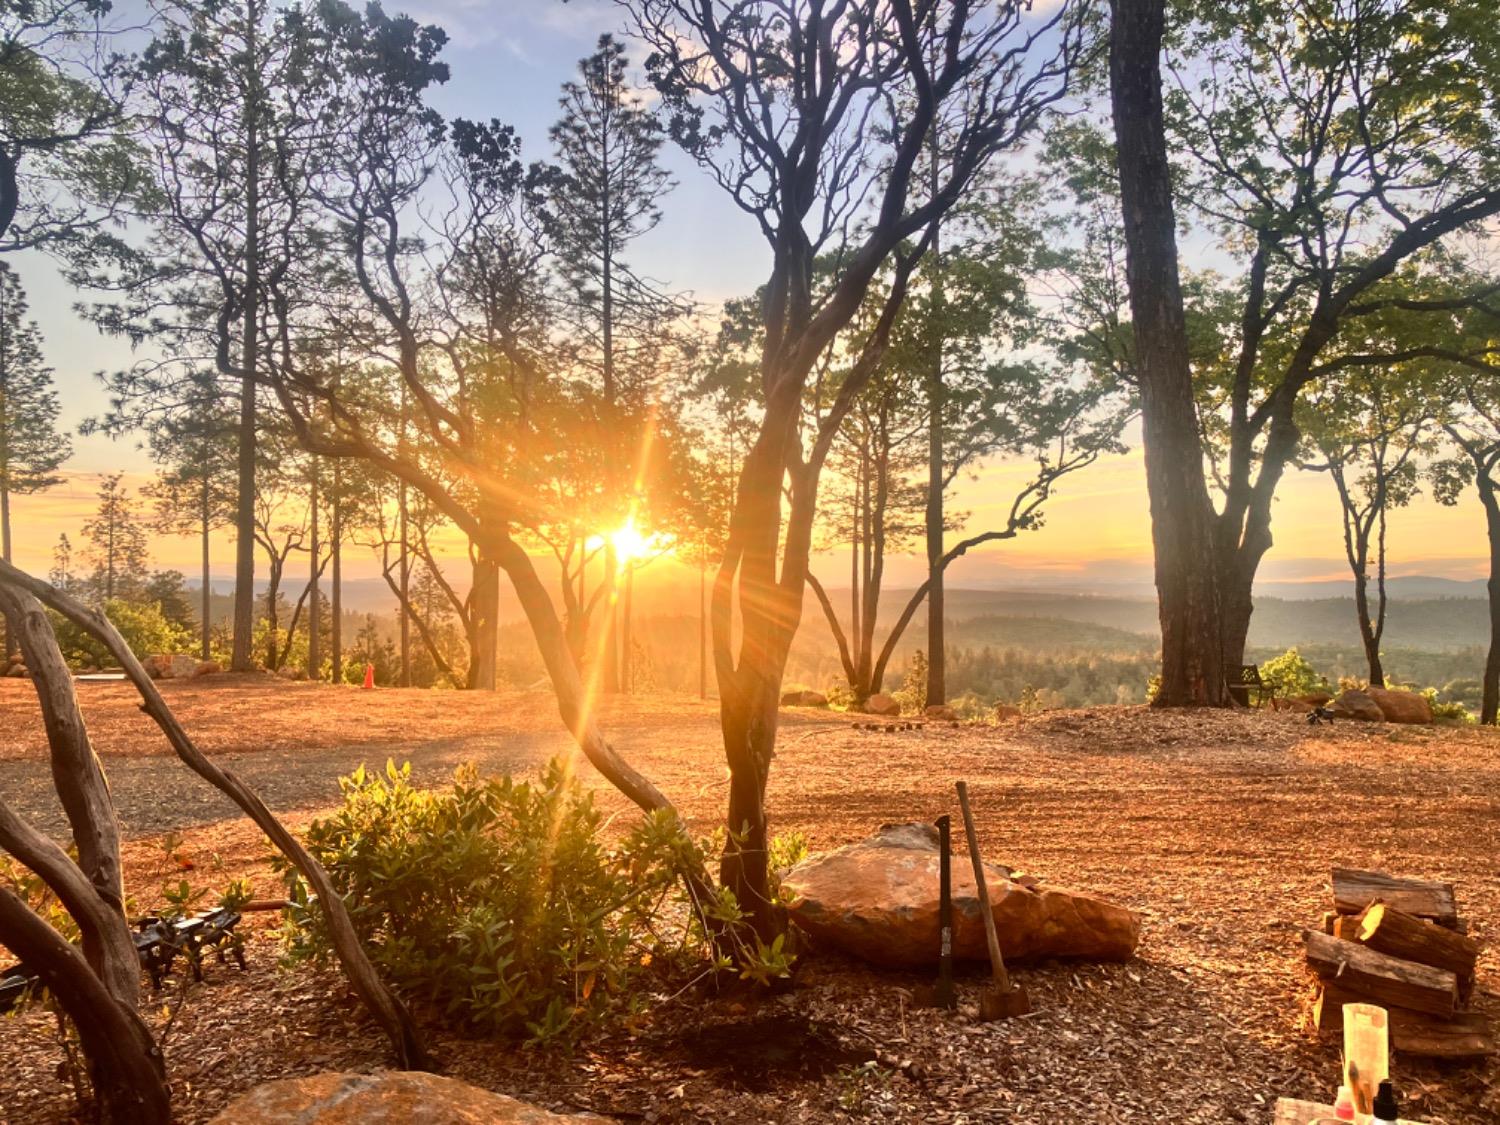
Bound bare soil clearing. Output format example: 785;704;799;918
1;679;1497;1122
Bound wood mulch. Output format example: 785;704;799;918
2;683;1498;1122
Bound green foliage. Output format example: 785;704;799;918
1258;647;1329;698
892;649;928;714
47;598;193;669
1419;688;1475;726
278;759;692;1044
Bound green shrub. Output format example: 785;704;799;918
48;599;194;669
1259;647;1329;698
277;759;695;1044
1420;687;1475;725
892;650;929;714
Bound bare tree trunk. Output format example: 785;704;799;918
468;546;499;691
1480;476;1500;724
331;466;342;683
699;548;707;700
622;564;634;694
308;462;320;679
1109;0;1227;706
200;475;212;661
0;560;428;1069
0;588;136;1007
925;200;946;707
230;3;261;673
0;888;169;1124
603;545;620;693
2;478;11;660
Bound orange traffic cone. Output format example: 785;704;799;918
362;662;375;690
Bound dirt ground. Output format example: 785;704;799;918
2;676;1498;1123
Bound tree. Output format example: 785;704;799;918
631;0;1083;936
1108;0;1228;705
1148;0;1500;689
81;472;147;601
0;0;138;256
543;34;685;692
0;262;69;653
141;373;238;659
93;0;330;673
1298;359;1440;687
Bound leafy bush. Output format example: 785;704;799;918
1420;687;1475;725
1259;647;1329;698
48;599;194;670
278;759;694;1044
892;649;929;714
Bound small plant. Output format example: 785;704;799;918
892;649;929;714
825;680;856;711
836;1060;893;1111
1259;647;1330;698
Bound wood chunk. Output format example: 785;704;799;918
1355;903;1478;988
1313;983;1496;1060
1332;915;1363;942
1302;930;1457;1017
1332;868;1458;928
1321;910;1339;935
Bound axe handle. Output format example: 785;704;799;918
935;815;955;1007
956;781;1012;992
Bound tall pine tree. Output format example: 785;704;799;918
0;263;70;653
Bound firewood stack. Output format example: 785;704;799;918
1302;867;1495;1061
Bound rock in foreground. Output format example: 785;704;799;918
211;1071;608;1123
782;822;1141;969
863;692;902;717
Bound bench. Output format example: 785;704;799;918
0;907;247;1011
1227;663;1276;708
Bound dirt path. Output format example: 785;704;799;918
0;676;832;839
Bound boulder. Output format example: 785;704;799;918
863;692;902;717
924;704;958;721
1332;689;1386;722
144;654;198;680
994;704;1023;722
780;689;828;707
4;663;27;678
782;822;1141;969
1273;697;1315;714
1296;691;1334;707
193;660;223;678
1367;686;1433;725
210;1071;609;1124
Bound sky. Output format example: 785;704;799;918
8;0;1491;592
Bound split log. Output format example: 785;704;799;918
0;887;170;1124
0;560;427;1070
1332;868;1458;929
1302;930;1457;1017
1313;983;1495;1061
1331;915;1363;942
1354;903;1478;992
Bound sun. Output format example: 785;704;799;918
610;519;651;564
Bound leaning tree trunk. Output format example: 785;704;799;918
0;560;428;1070
1480;478;1500;724
0;888;169;1124
0;588;138;1007
1109;0;1227;706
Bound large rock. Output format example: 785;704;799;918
193;660;223;678
210;1071;609;1124
863;692;902;717
781;689;828;707
1333;689;1386;722
782;822;1141;969
144;653;198;680
994;704;1023;722
924;704;958;721
1367;686;1433;725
